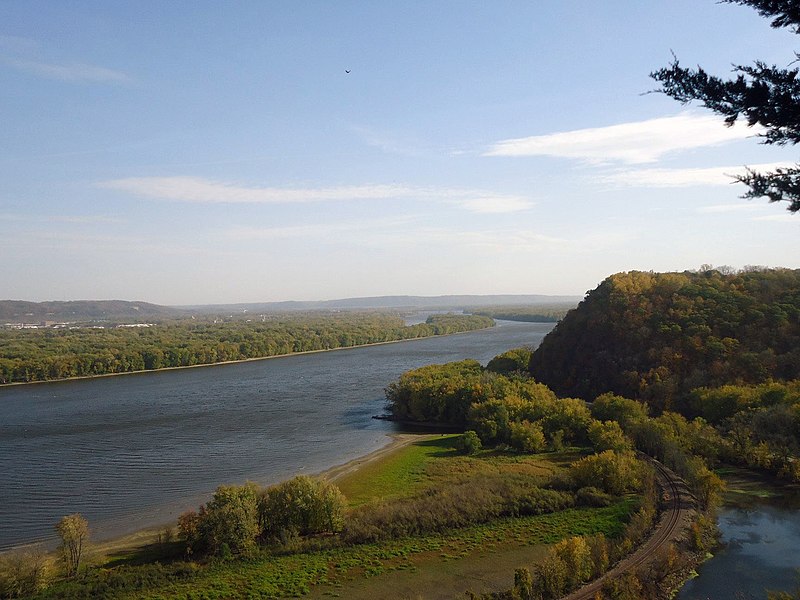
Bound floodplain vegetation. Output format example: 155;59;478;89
0;433;652;600
5;267;800;599
2;353;711;600
0;312;492;384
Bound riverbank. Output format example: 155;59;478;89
0;326;495;388
1;320;553;552
84;433;432;563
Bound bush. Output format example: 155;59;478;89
569;450;642;496
486;348;533;375
198;483;260;556
588;420;632;453
259;475;346;538
0;546;50;598
457;430;483;455
509;420;546;453
575;486;613;507
552;536;593;589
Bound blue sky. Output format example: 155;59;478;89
1;1;798;304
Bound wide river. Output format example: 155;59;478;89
0;319;554;550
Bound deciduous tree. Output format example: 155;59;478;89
55;514;88;578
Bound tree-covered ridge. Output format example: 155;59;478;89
471;303;575;323
0;313;493;384
529;268;800;410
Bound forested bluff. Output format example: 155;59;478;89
0;313;493;384
389;268;800;486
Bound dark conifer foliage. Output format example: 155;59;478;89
651;0;800;212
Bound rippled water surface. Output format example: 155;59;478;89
0;320;552;549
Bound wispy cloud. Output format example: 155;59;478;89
0;36;131;84
1;56;131;83
98;176;534;214
100;177;412;203
697;203;764;214
484;113;760;164
0;213;124;225
753;213;798;223
7;230;204;256
226;216;418;241
352;126;432;157
369;226;629;255
602;162;796;188
457;196;532;214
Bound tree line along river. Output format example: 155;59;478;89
3;318;797;600
0;319;554;551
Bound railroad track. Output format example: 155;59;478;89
561;456;694;600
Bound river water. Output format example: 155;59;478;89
677;476;800;600
0;320;553;550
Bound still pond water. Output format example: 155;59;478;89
677;477;800;600
0;319;553;550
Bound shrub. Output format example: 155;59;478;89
198;483;260;556
569;450;642;496
259;475;346;538
588;420;632;453
0;546;50;598
342;474;573;544
575;486;612;507
509;420;546;453
457;430;483;455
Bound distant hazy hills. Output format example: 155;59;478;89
0;300;186;322
187;295;582;313
1;295;580;323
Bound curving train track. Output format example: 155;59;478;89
561;456;696;600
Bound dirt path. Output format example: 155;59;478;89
563;458;697;600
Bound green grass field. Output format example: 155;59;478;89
119;500;636;600
335;435;460;506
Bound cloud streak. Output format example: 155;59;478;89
603;162;796;188
98;176;534;213
1;56;131;83
484;113;760;164
0;36;131;84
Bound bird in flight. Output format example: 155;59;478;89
345;69;351;73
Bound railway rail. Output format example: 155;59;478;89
562;456;696;600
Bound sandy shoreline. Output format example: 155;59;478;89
84;433;427;560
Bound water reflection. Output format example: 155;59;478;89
678;486;800;599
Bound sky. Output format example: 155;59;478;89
1;1;798;305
